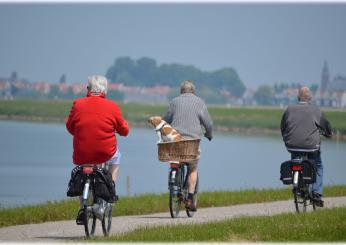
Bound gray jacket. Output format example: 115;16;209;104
164;93;213;140
280;102;332;151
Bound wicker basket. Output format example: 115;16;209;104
158;139;200;162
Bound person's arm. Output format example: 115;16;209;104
280;109;288;137
114;104;129;136
66;101;76;135
318;112;333;138
199;103;213;141
163;102;174;124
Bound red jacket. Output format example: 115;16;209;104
66;92;129;165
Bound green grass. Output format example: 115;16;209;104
1;100;346;134
108;207;346;242
1;185;346;228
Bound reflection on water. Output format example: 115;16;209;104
1;120;345;207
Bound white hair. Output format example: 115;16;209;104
298;86;312;102
87;75;108;94
180;80;195;94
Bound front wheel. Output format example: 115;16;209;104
169;187;182;218
102;203;112;236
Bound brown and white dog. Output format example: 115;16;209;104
148;116;182;143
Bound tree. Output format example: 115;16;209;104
208;68;246;98
135;57;157;86
10;71;18;82
106;56;136;83
59;74;66;84
254;85;274;105
310;84;319;94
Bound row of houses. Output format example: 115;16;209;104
1;66;346;107
0;79;172;104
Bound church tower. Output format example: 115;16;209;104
321;61;330;93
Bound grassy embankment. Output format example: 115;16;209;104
1;185;346;228
106;207;346;242
1;100;346;136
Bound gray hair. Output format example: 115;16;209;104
180;80;195;94
87;75;108;94
298;86;312;102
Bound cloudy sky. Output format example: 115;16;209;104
0;3;345;88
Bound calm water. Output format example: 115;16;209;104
1;120;345;207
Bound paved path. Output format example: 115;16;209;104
1;196;346;242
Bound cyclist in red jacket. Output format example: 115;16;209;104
66;75;129;223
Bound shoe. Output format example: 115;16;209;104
185;198;197;212
312;192;324;207
76;209;85;225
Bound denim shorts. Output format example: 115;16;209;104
105;149;121;165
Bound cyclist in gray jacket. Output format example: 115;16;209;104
280;86;332;206
164;80;213;211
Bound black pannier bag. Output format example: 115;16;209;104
280;159;316;185
94;169;116;203
280;161;293;185
301;159;316;184
67;166;85;197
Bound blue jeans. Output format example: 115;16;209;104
291;151;323;195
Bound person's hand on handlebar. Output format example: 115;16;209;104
204;133;213;141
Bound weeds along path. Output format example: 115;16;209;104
1;196;346;242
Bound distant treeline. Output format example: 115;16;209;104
105;56;246;101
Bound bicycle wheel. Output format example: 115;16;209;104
102;203;112;236
169;167;183;218
293;186;307;213
84;185;96;237
186;173;199;218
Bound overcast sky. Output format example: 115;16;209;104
0;3;345;88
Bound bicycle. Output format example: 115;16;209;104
157;139;201;219
79;165;113;237
281;152;320;213
168;162;199;218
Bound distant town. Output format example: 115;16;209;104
1;61;345;108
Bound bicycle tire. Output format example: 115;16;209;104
293;187;306;213
83;205;96;237
169;167;183;218
186;173;199;218
102;203;112;236
84;185;96;237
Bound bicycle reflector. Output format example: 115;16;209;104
83;167;94;174
170;163;179;169
292;165;303;171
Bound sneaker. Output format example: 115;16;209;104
76;209;85;225
312;192;324;207
185;198;197;212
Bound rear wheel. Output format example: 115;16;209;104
293;187;307;213
102;203;112;236
84;186;96;237
169;167;183;218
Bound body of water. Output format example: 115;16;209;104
1;120;345;207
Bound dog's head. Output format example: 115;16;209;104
148;116;163;127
